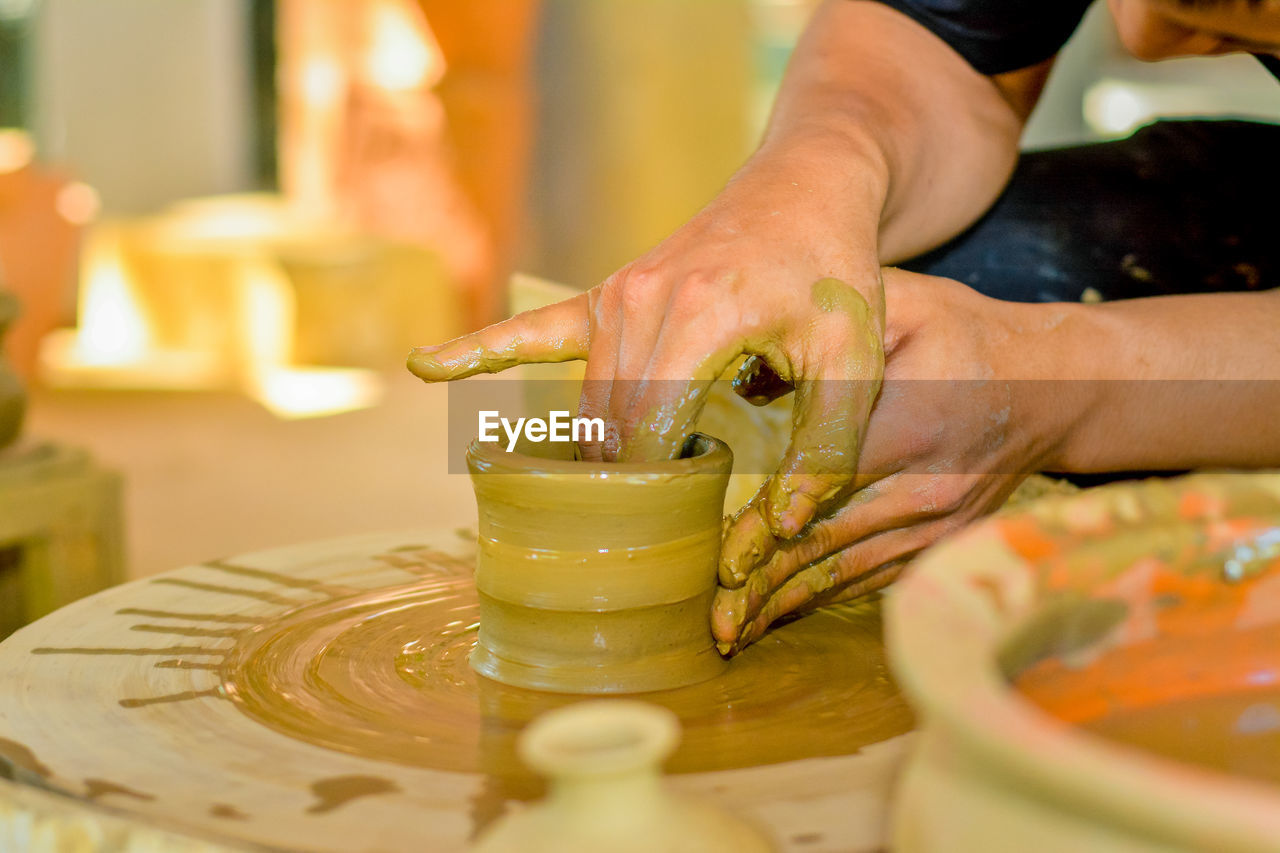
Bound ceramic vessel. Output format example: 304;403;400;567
467;433;732;693
887;471;1280;852
472;700;773;852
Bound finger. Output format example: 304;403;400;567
738;475;927;605
725;526;924;652
606;270;674;441
407;292;590;381
718;487;775;587
615;334;745;463
718;457;901;590
732;355;794;406
792;556;911;615
577;285;623;461
766;284;883;538
714;480;921;641
733;556;911;651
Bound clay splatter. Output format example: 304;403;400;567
306;775;401;814
84;778;154;802
0;737;51;779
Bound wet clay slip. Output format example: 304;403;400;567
888;471;1280;852
466;433;733;693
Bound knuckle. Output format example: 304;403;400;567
670;272;716;312
613;266;662;312
804;521;838;556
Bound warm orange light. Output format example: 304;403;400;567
0;129;34;174
255;367;385;419
239;258;383;419
55;182;102;225
73;228;151;366
300;56;344;107
365;2;445;92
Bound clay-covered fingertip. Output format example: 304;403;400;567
765;506;804;541
405;349;456;382
405;358;440;382
765;486;816;540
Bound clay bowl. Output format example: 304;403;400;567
466;433;733;694
887;471;1280;852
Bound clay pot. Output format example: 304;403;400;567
887;471;1280;852
472;700;773;852
467;433;732;693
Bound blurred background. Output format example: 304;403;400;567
0;0;1277;631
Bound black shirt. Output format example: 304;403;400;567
872;0;1280;81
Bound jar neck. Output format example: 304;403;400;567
547;768;666;817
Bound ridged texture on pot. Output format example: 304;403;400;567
467;434;733;693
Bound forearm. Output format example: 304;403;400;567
756;0;1026;262
1029;290;1280;472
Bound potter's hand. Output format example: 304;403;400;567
714;270;1064;653
408;150;887;540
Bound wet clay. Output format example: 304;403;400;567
1008;522;1280;791
467;433;734;693
220;552;913;797
1081;687;1280;787
889;472;1280;852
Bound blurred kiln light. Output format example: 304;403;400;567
0;129;34;174
301;57;344;107
254;367;384;419
71;227;151;366
240;252;385;420
55;182;101;226
365;2;445;92
39;197;385;417
40;226;223;387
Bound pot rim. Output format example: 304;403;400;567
466;431;732;478
886;470;1280;847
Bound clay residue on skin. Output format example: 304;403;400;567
306;775;401;814
760;278;883;537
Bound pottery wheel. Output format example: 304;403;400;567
0;529;915;852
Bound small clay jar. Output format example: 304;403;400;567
472;700;774;852
467;433;732;693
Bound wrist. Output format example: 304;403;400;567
746;123;890;231
999;301;1113;473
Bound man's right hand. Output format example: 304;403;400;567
409;140;888;546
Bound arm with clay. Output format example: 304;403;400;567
713;273;1280;652
409;0;1041;543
